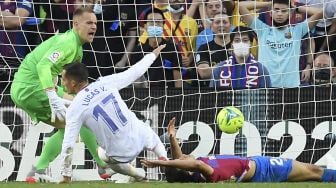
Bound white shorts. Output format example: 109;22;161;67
103;122;162;163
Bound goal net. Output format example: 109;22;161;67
0;0;335;182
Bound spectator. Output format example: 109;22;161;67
167;0;199;86
0;0;34;61
196;13;231;87
210;26;271;89
195;0;223;50
104;0;138;68
224;0;259;58
311;53;336;86
48;0;76;33
222;0;234;16
138;0;169;35
318;1;336;62
239;0;323;88
0;0;37;93
139;0;198;86
136;0;155;17
42;0;94;33
82;0;138;80
258;1;314;85
295;0;334;52
187;0;222;31
131;8;183;88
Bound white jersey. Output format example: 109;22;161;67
61;53;158;177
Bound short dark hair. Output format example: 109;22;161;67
73;7;94;19
63;63;89;84
165;167;207;183
205;0;221;6
272;0;291;6
144;8;165;24
230;26;255;43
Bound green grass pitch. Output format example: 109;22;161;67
0;182;335;188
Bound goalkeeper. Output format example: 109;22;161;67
10;7;110;182
141;118;336;183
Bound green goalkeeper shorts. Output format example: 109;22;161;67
10;82;51;124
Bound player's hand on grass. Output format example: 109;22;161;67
167;117;176;138
152;44;166;57
46;90;66;122
59;176;71;184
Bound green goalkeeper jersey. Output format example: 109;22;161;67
13;29;83;89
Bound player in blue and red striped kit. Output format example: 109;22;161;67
141;118;336;183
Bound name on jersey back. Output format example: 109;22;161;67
82;86;106;106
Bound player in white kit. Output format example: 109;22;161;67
59;45;168;183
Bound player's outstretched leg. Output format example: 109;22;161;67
143;124;168;160
26;129;64;183
79;126;113;179
152;142;168;161
97;147;145;182
109;163;147;182
288;160;336;182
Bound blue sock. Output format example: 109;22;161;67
321;169;336;182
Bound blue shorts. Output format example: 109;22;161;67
250;156;293;182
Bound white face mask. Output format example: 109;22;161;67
93;3;103;14
167;4;184;14
232;42;250;57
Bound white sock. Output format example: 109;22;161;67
152;142;168;160
110;163;146;179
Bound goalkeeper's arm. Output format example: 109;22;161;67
36;61;68;122
36;61;55;91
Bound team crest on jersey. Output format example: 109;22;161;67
48;51;61;64
285;31;292;39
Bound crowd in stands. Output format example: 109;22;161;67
0;0;336;90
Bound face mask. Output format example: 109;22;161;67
314;69;331;83
93;3;103;14
232;42;250;57
168;4;184;14
147;25;163;37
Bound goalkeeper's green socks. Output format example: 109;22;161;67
35;127;106;171
35;129;64;171
79;126;107;167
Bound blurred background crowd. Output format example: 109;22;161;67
0;0;335;90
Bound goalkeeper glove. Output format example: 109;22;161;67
46;90;66;123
